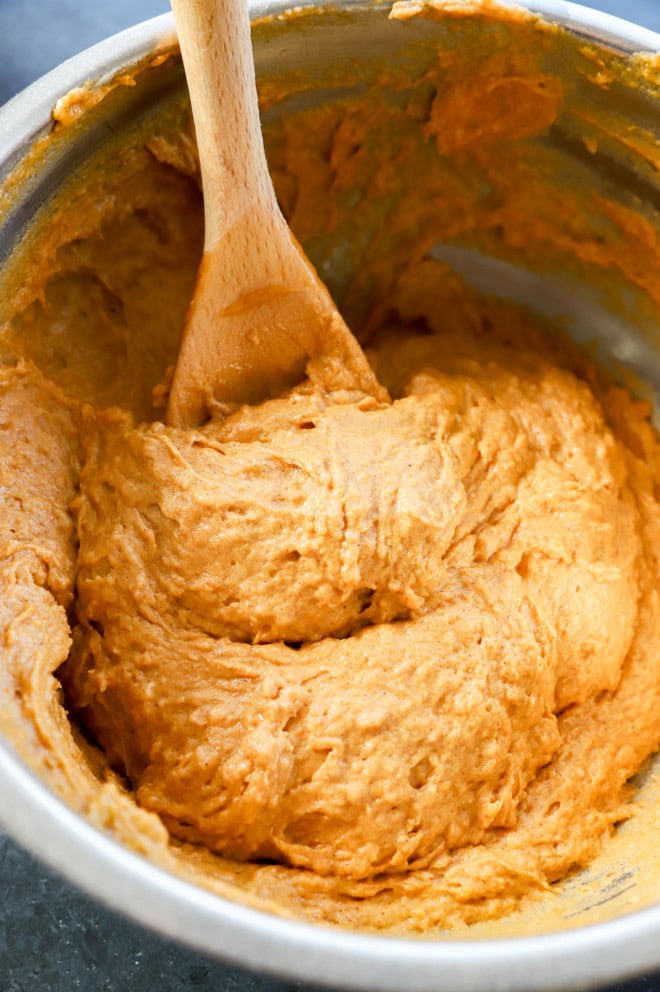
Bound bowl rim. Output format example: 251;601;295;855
0;2;659;990
0;0;659;168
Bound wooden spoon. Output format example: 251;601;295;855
167;0;385;427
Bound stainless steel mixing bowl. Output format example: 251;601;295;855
0;2;659;989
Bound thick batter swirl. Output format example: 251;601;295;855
64;317;644;883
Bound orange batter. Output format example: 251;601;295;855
1;0;659;933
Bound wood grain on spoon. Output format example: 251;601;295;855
167;0;385;427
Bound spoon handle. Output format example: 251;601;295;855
170;0;274;249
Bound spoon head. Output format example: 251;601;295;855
167;232;385;427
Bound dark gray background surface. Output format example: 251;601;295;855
0;1;659;989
